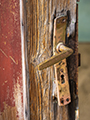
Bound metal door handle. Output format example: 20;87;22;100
37;16;73;106
37;42;73;70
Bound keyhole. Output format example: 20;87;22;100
61;74;65;84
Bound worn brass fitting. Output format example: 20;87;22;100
37;42;73;70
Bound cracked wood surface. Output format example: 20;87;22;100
26;0;78;120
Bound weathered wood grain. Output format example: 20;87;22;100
26;0;78;120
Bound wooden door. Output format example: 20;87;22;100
26;0;79;120
0;0;29;119
0;0;79;119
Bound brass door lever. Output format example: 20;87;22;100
37;42;73;70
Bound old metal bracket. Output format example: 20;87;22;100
37;16;73;106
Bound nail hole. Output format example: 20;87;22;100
59;61;62;65
60;98;64;104
61;74;65;84
66;98;69;102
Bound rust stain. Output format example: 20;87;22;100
9;56;18;65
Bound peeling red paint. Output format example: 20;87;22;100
0;0;24;119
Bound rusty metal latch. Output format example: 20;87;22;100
37;16;73;106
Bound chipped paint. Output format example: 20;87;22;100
14;80;23;119
0;0;26;119
4;41;6;45
9;56;18;65
0;102;17;120
5;81;7;83
0;49;8;58
0;49;19;65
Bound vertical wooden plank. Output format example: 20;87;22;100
26;0;78;119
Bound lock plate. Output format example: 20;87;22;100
53;16;71;106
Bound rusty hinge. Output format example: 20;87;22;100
37;16;73;106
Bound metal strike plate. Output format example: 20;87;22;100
53;16;71;106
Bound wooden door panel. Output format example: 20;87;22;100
26;0;78;120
